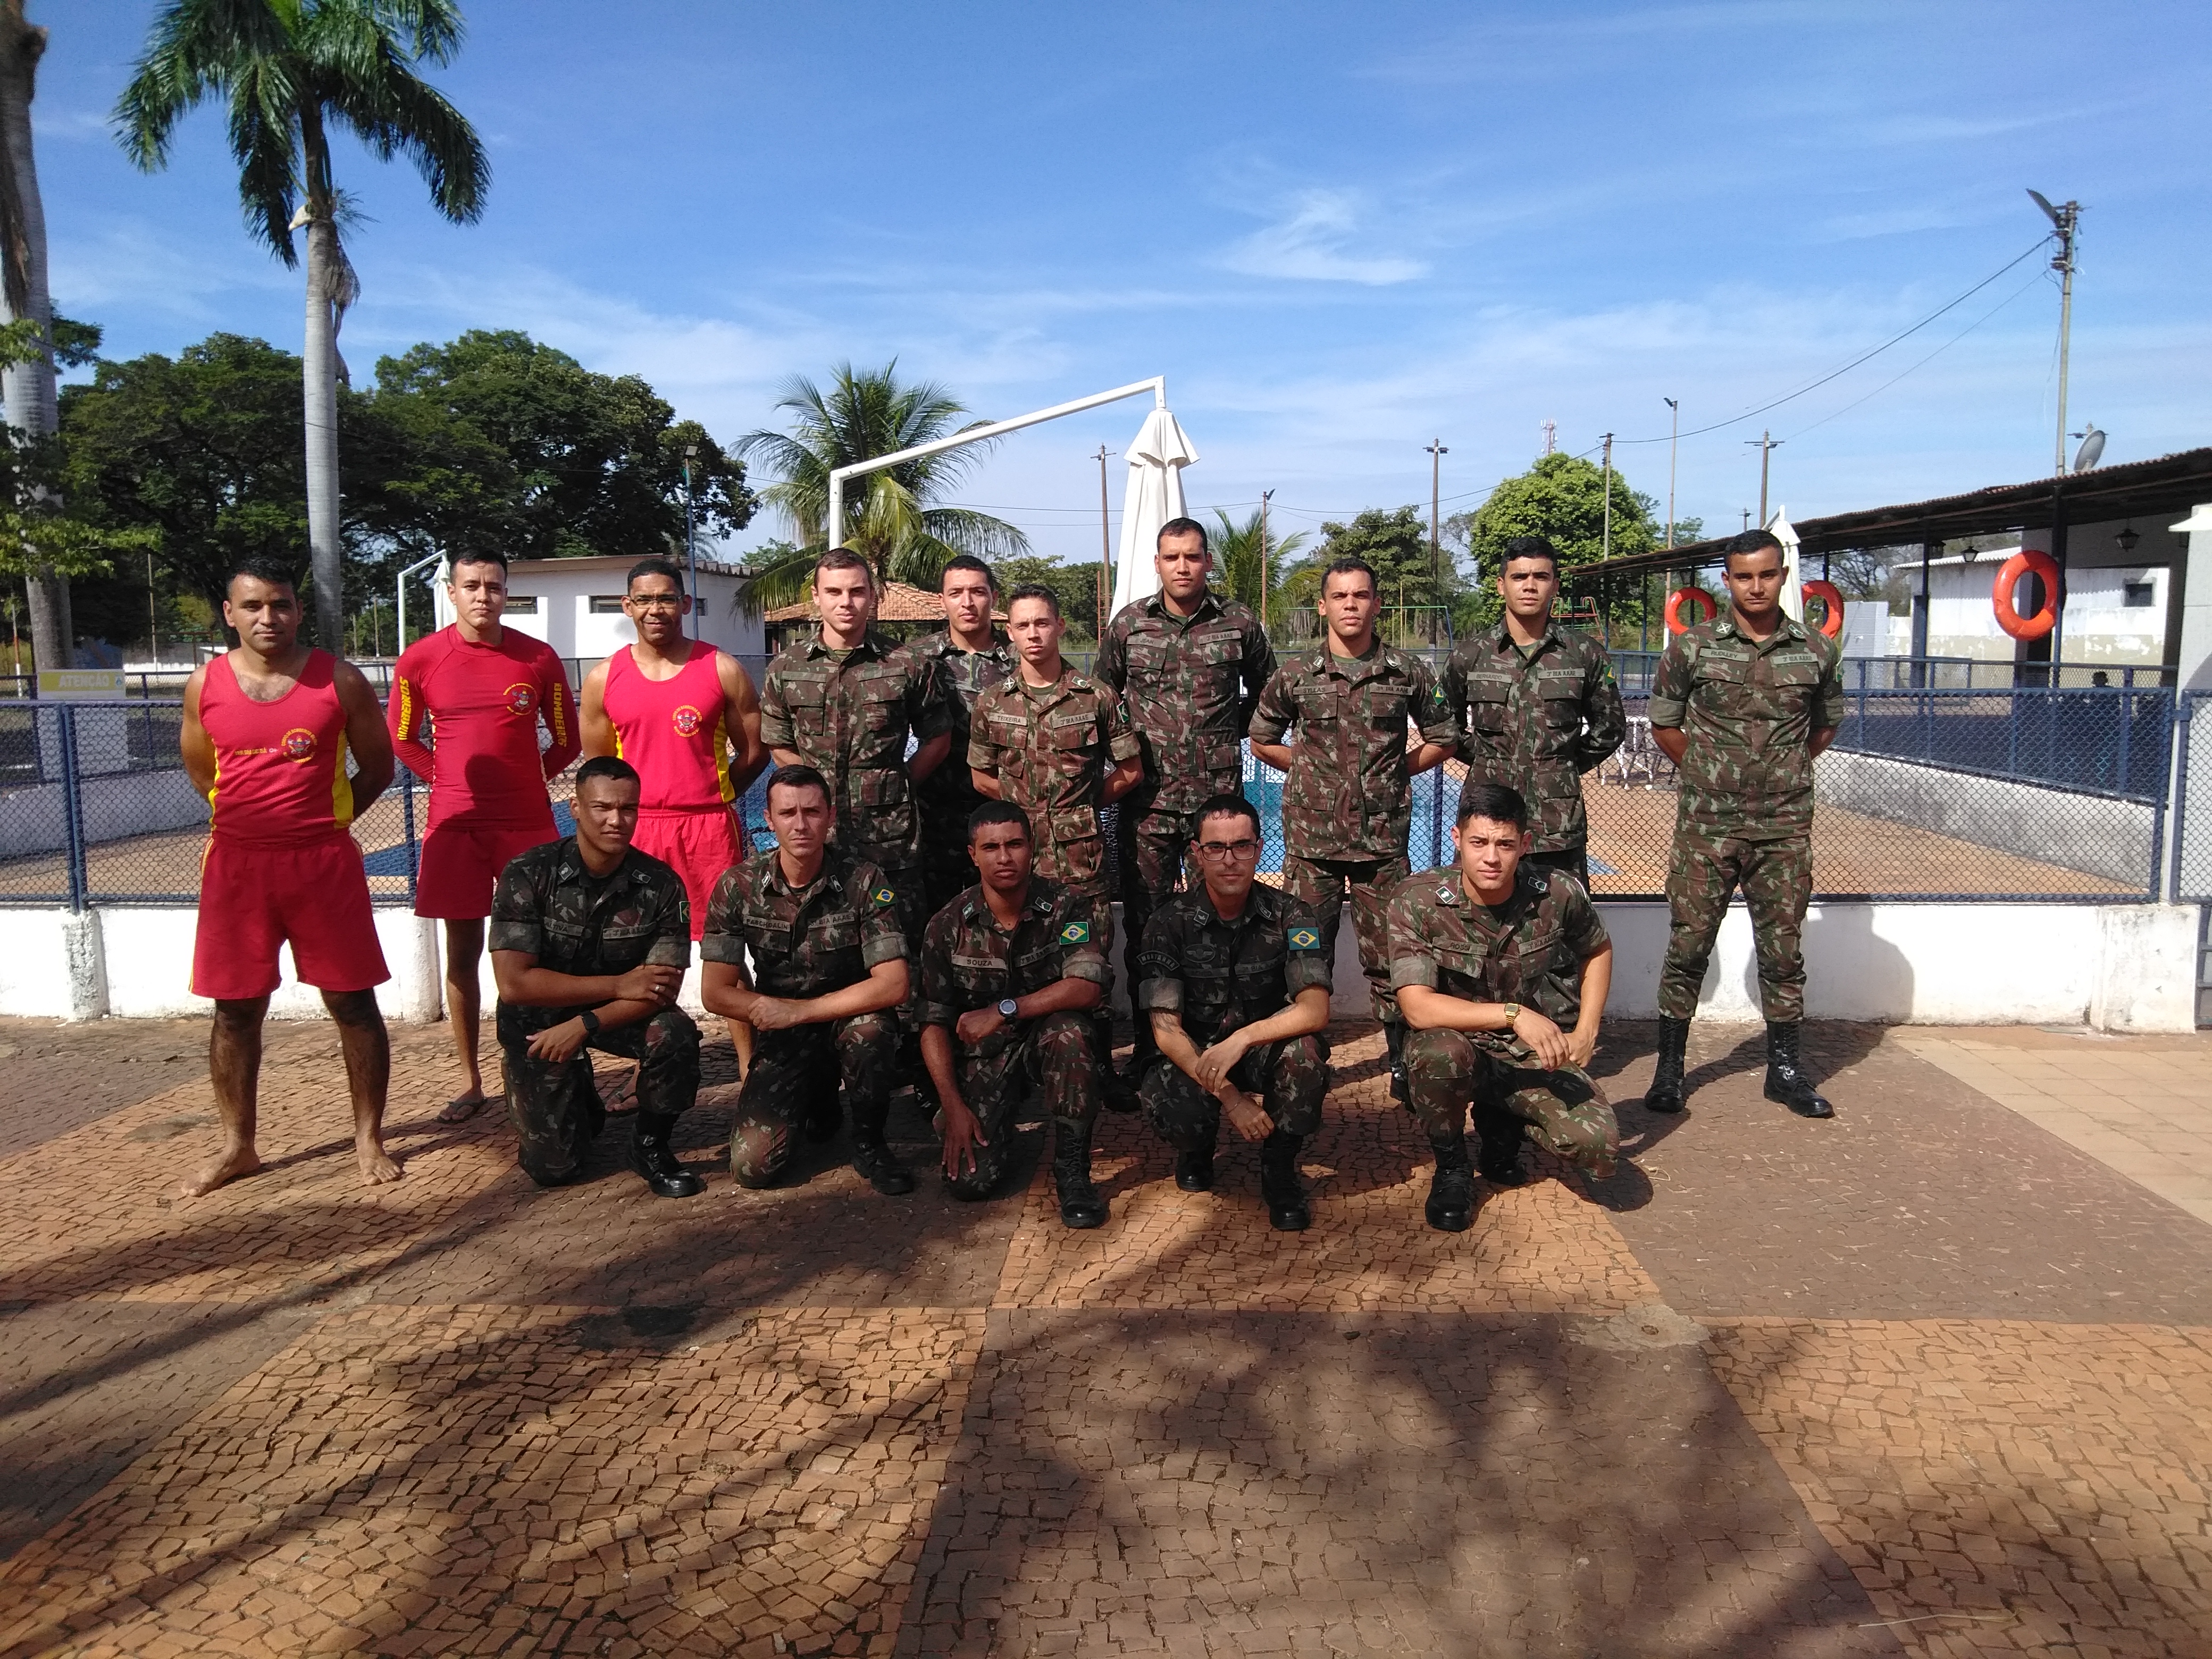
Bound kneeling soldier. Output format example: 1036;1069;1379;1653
1389;782;1619;1232
1137;792;1333;1231
490;755;704;1198
700;765;914;1195
919;802;1112;1226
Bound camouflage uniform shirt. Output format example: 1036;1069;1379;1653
919;877;1111;1055
1136;884;1333;1046
1387;864;1608;1035
1443;623;1626;854
489;837;692;979
1094;590;1277;815
1647;616;1846;841
758;629;947;868
699;847;908;996
967;668;1142;891
1249;642;1456;861
900;629;1013;842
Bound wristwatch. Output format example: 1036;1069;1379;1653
997;998;1019;1019
1499;1002;1522;1026
578;1009;602;1036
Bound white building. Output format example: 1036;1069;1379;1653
1914;535;2170;669
431;555;767;670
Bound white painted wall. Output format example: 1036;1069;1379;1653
432;561;765;664
1921;546;2169;667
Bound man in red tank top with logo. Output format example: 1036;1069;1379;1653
580;557;767;1061
178;555;400;1197
388;550;580;1121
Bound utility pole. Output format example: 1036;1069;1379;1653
2030;191;2081;476
1425;439;1448;592
682;443;700;619
1094;446;1114;638
1663;398;1679;548
1599;433;1614;561
1259;488;1273;628
1748;430;1782;527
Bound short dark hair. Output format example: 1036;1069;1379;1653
626;556;684;591
1321;556;1378;597
1723;529;1786;569
1157;516;1209;553
1456;782;1529;831
941;554;996;593
1004;582;1061;619
765;764;832;810
575;755;640;794
450;550;510;576
814;547;873;585
968;800;1032;843
1192;791;1261;843
1500;535;1559;573
227;554;298;594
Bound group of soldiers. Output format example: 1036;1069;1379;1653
175;516;1847;1238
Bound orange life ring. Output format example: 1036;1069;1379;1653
1801;580;1845;639
1664;586;1717;635
1992;549;2060;641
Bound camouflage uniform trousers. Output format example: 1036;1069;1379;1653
942;1010;1098;1201
1140;1034;1329;1151
1520;847;1591;889
728;1009;901;1188
1282;853;1407;1025
496;1001;702;1188
1403;1028;1619;1177
1659;828;1812;1023
1115;802;1195;1069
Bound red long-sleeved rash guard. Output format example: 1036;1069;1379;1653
387;627;580;828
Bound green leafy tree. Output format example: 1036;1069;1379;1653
995;553;1104;642
1209;507;1306;619
117;0;490;649
1462;454;1662;641
1278;505;1465;647
736;363;1027;607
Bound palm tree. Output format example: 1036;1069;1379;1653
117;0;488;650
737;362;1027;609
1210;506;1305;621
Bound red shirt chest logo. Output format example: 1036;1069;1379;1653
504;682;537;716
280;727;319;763
672;705;705;738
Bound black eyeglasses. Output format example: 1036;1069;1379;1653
1194;837;1261;863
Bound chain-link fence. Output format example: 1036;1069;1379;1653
2172;693;2212;903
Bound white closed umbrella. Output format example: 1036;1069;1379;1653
1767;505;1805;624
1110;406;1200;617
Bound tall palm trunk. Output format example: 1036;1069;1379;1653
0;2;67;678
301;211;343;648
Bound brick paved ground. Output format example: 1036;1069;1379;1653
0;1013;2207;1656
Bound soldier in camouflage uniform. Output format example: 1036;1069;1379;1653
1096;517;1277;1084
1387;782;1619;1231
900;555;1015;921
699;766;915;1194
489;757;703;1199
1136;794;1333;1232
919;801;1113;1227
1646;529;1846;1120
1250;555;1456;1105
1443;534;1626;887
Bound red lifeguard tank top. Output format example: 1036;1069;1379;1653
601;642;734;811
200;649;355;844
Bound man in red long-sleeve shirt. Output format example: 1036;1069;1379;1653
389;551;580;1119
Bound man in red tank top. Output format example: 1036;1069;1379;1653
178;556;399;1197
389;550;580;1121
581;556;767;1064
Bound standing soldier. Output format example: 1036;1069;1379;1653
899;555;1015;923
1645;529;1845;1119
1249;556;1455;1105
1096;517;1276;1085
1136;794;1333;1232
918;802;1112;1227
1443;534;1624;887
1388;784;1619;1230
389;550;580;1122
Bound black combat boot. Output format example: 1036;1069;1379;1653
1384;1020;1411;1109
850;1129;916;1195
1764;1022;1834;1119
630;1113;705;1199
1644;1016;1690;1114
1259;1129;1310;1231
1425;1132;1477;1232
1174;1129;1217;1192
1098;1018;1137;1113
1052;1118;1108;1229
1474;1113;1529;1188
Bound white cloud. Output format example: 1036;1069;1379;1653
1217;190;1429;286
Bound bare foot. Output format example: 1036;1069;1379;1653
181;1145;262;1198
356;1139;404;1185
437;1092;490;1124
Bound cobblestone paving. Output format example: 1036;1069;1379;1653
0;1016;2205;1656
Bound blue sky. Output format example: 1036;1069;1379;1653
33;1;2212;565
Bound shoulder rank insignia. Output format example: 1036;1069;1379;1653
872;884;896;907
1060;919;1091;944
1287;925;1320;950
1436;881;1459;904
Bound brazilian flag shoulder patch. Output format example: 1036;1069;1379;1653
1059;919;1091;944
871;884;896;907
1287;925;1321;951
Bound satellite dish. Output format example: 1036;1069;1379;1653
2071;425;2106;473
2027;188;2062;228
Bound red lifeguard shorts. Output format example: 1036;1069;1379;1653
191;834;390;1001
414;818;560;919
631;806;745;940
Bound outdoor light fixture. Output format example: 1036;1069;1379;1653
2115;524;2141;554
1960;541;1980;562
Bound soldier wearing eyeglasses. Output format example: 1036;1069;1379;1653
1135;793;1333;1231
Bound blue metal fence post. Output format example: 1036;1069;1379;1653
56;705;88;912
402;767;421;906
